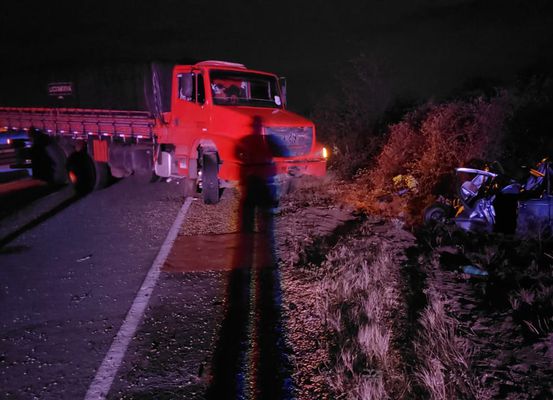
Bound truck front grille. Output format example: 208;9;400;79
265;127;313;157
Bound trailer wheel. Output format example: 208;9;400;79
32;143;68;185
201;152;220;204
47;144;69;185
67;152;109;194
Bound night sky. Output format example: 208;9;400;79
1;0;553;112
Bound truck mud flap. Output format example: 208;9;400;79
109;145;153;176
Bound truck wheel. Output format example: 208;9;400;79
202;152;220;204
67;152;109;194
32;143;68;185
46;144;68;185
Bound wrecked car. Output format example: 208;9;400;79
424;160;553;236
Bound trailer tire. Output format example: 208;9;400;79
67;152;109;194
46;144;69;185
201;152;220;204
32;143;68;185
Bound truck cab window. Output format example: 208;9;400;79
210;70;281;108
178;73;194;102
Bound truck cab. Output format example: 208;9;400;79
155;61;326;202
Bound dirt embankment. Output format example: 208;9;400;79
277;179;553;399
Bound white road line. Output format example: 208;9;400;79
84;197;193;400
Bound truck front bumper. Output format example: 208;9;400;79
219;158;326;183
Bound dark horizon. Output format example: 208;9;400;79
2;0;553;112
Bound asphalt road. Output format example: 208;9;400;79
0;175;296;400
0;178;191;399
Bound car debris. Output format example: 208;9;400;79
462;265;489;277
76;254;93;263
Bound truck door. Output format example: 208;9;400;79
171;68;210;149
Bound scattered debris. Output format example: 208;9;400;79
392;174;418;194
76;254;92;263
461;264;489;277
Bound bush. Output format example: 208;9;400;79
314;60;553;223
357;91;513;222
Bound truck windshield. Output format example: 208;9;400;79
210;70;282;108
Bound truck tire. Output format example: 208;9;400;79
201;152;220;204
32;143;68;185
46;144;68;185
67;152;110;194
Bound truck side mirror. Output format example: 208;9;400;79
279;77;287;107
178;73;194;101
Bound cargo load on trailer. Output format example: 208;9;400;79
0;62;174;115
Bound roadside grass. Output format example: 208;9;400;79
413;272;485;400
315;228;410;399
416;223;553;397
313;224;484;400
420;224;553;341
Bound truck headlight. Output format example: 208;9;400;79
322;147;329;159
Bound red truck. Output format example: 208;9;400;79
0;60;327;203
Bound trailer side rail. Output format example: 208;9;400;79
0;107;156;141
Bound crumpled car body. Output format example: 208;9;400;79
515;161;553;236
426;161;553;236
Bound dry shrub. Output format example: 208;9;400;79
411;95;509;195
368;107;429;190
350;91;513;222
